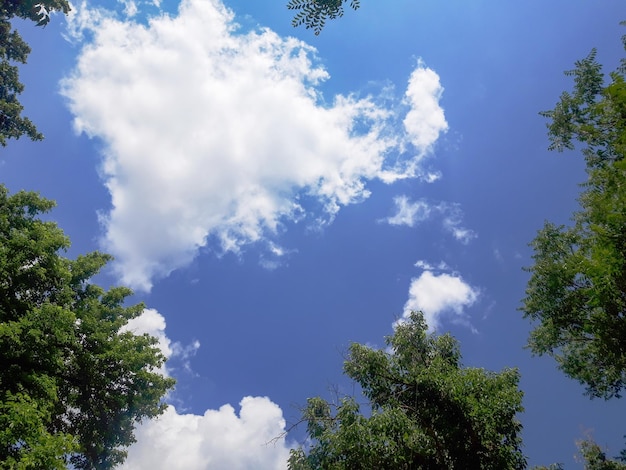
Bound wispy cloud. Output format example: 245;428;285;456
258;241;296;270
440;203;477;244
385;196;431;227
61;0;448;291
414;259;450;271
385;197;476;243
121;397;291;470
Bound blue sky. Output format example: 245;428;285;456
3;0;626;467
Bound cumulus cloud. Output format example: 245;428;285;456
119;310;291;468
385;197;476;243
121;397;291;470
61;0;448;291
401;265;479;332
403;61;448;152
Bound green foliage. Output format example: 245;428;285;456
0;0;70;146
521;33;626;399
539;47;626;166
0;185;175;469
287;0;360;35
576;439;626;470
289;311;526;469
533;438;626;470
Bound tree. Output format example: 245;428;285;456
287;0;359;35
289;311;526;469
0;185;175;468
0;0;70;146
521;32;626;399
533;437;626;470
576;438;626;470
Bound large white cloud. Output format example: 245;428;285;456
402;266;479;331
121;397;291;470
61;0;448;291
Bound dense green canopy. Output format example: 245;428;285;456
289;311;526;469
0;185;175;469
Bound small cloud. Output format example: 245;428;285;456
445;224;477;244
440;204;477;244
171;340;201;360
385;196;431;227
259;259;281;270
422;171;441;183
259;241;296;270
267;242;286;257
384;197;476;244
414;259;450;271
399;270;479;332
414;259;435;270
403;59;449;153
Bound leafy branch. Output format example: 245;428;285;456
287;0;360;35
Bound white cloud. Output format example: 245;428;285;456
122;308;172;356
121;308;200;376
385;197;476;243
119;310;291;468
440;203;477;244
402;270;479;332
121;397;291;470
386;196;431;227
445;225;476;244
259;241;296;270
385;196;431;227
61;0;448;291
414;259;450;271
403;61;448;152
64;1;115;43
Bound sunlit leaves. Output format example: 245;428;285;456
576;438;626;470
522;36;626;399
290;311;526;469
0;186;175;468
